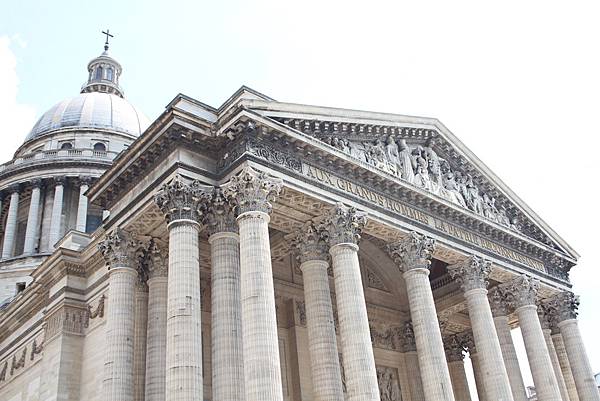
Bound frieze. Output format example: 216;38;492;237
44;305;87;339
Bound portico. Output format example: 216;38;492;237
0;87;594;401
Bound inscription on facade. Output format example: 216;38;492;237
303;163;544;272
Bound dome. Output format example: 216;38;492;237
25;92;150;142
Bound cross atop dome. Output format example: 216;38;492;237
81;31;124;97
102;29;114;52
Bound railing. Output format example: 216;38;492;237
0;148;119;174
430;274;454;290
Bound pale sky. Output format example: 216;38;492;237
2;1;599;399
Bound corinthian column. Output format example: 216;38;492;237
23;179;42;255
321;203;380;401
293;221;344;401
222;166;284;401
448;256;514;401
465;335;487;401
539;304;571;401
387;232;454;401
155;176;211;401
134;275;149;401
444;334;472;401
99;228;143;401
506;275;562;401
489;287;528;401
2;185;20;259
49;177;65;249
204;189;244;401
403;322;426;401
549;292;600;401
145;241;168;401
76;177;91;232
551;329;580;401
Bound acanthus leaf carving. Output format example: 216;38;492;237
387;231;436;273
504;274;540;309
292;220;329;264
153;175;212;224
222;166;283;215
447;255;492;292
321;202;367;246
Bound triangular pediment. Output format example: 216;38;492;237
238;98;577;262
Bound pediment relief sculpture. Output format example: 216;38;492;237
322;134;517;231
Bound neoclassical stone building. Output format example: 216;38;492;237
0;44;598;401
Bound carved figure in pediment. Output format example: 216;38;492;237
413;155;432;191
465;175;484;214
365;139;387;169
497;206;511;226
397;139;415;183
483;193;497;221
424;140;443;192
441;171;467;207
348;140;367;162
385;135;400;164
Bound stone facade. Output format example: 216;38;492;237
0;45;595;401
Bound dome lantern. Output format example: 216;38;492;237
81;30;124;98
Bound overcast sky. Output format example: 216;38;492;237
2;1;599;399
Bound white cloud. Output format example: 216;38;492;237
0;35;36;162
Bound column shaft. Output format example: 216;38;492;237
2;191;19;259
24;185;41;254
405;351;426;401
404;268;455;401
464;289;514;401
166;221;203;401
145;277;168;401
301;259;344;401
552;333;580;401
134;285;149;401
210;231;244;401
493;316;528;401
330;243;380;401
103;267;138;401
76;183;89;232
49;181;64;249
448;360;472;401
516;305;562;401
470;353;488;401
543;328;571;401
559;319;600;401
238;211;283;401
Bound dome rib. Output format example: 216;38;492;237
25;92;149;142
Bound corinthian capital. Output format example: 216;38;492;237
146;240;168;279
537;302;552;330
204;188;237;235
292;221;329;264
505;274;540;309
320;202;368;246
488;286;511;317
386;232;435;273
548;291;579;323
447;255;492;292
98;228;142;269
221;166;283;215
444;334;465;362
154;175;212;224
